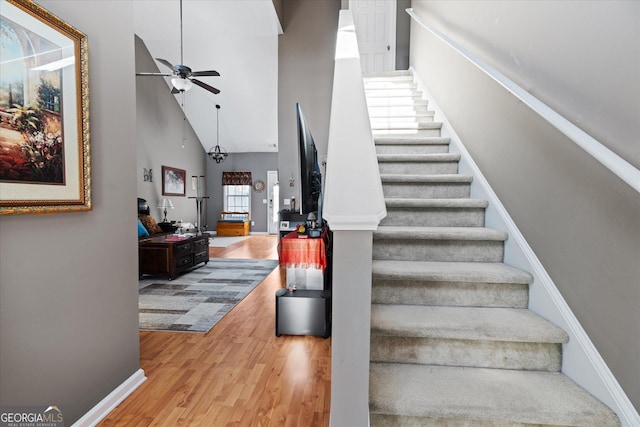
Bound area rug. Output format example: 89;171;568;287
138;258;279;332
208;235;252;247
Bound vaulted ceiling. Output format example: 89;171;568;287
133;0;281;154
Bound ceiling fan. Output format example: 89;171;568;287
136;0;220;95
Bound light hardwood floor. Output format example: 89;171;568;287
99;235;331;426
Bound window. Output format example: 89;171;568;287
223;185;251;213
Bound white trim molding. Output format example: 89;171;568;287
411;68;639;427
72;369;146;427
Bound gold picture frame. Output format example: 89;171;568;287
0;0;90;215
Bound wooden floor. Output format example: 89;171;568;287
99;235;331;426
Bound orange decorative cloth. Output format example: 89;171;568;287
278;231;327;270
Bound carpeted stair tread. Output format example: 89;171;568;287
370;115;434;124
375;135;449;145
377;153;460;162
371;121;439;131
363;70;412;78
372;121;440;129
367;97;428;107
369;110;434;119
372;260;531;284
374;225;508;241
381;173;472;183
371;304;568;343
367;108;435;120
369;363;619;426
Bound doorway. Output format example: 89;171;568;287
349;0;397;73
267;170;279;235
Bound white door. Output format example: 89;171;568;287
350;0;396;73
267;170;279;235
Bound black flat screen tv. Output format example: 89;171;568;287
296;103;322;216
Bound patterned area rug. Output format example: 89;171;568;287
139;258;279;332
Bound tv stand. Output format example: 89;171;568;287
276;227;332;337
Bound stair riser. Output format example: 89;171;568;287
376;144;450;155
383;183;471;199
368;106;430;117
367;98;428;108
373;239;504;262
370;414;549;427
378;161;458;175
372;280;529;308
365;82;416;89
370;336;562;371
366;91;421;99
381;208;485;227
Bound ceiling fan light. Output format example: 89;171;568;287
171;77;193;92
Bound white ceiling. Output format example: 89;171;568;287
133;0;281;154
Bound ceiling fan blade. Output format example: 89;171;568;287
155;58;179;73
136;72;173;76
191;70;220;77
191;78;220;94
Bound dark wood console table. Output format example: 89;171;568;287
139;234;209;280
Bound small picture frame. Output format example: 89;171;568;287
162;166;186;196
279;220;290;230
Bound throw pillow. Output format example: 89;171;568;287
137;219;150;237
139;215;162;234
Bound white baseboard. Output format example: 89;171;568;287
72;369;146;427
410;66;639;426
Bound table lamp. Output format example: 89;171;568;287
158;198;174;222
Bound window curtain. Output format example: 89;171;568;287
222;172;252;186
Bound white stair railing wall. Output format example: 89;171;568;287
323;9;387;427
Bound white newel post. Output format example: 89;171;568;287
324;10;387;426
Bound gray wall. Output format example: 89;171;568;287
395;0;411;70
278;0;340;208
135;36;207;225
410;0;640;407
0;1;140;424
205;153;278;232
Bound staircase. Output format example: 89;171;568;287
365;71;619;426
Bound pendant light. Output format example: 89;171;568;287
207;104;228;163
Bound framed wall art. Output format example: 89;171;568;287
162;166;186;197
0;0;90;215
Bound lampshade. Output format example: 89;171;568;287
171;77;193;92
158;198;174;222
157;199;174;210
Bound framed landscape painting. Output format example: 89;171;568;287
162;166;186;196
0;0;90;215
